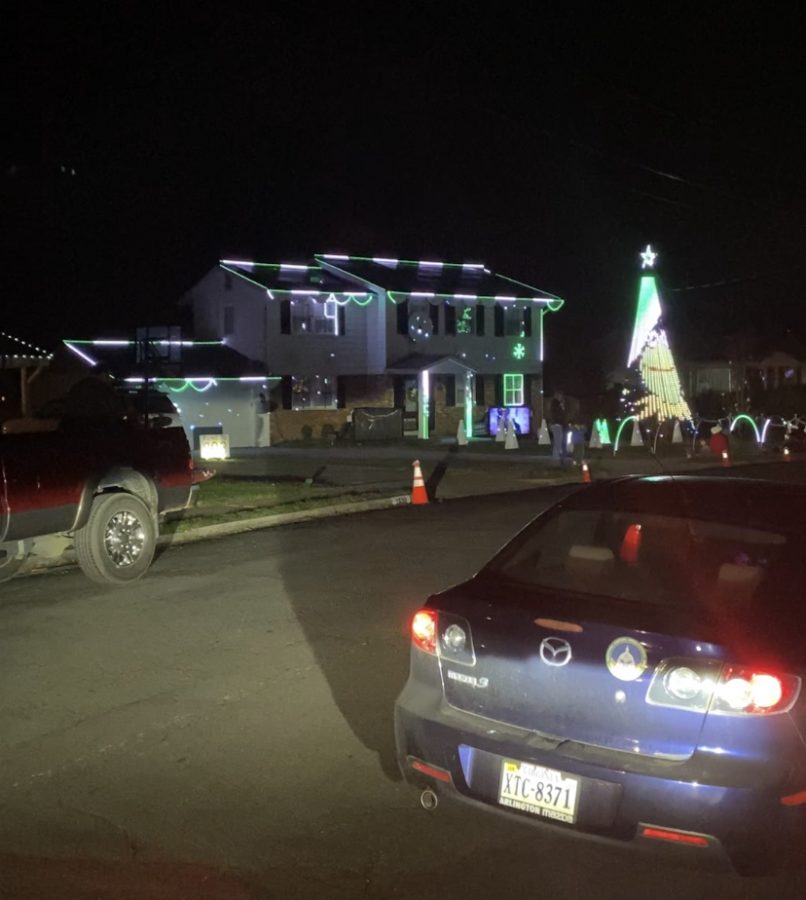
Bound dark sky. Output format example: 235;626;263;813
4;5;804;384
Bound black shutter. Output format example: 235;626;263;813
524;375;533;407
337;305;346;335
475;374;485;405
393;376;405;409
445;304;456;335
336;377;346;409
429;303;439;335
523;307;532;337
476;305;485;335
445;375;456;407
494;304;504;336
280;300;291;334
397;300;409;335
494;374;503;406
281;376;292;409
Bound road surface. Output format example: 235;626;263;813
1;487;803;899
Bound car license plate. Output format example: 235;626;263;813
498;759;580;824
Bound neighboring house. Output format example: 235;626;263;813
184;254;564;440
685;351;806;400
0;331;53;421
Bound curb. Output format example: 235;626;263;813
157;494;412;546
15;494;412;577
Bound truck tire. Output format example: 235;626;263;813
0;540;29;583
75;493;156;586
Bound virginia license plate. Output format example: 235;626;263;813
498;759;580;824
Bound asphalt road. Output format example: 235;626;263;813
1;486;804;899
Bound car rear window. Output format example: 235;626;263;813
493;508;799;611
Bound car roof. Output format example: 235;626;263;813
560;475;806;533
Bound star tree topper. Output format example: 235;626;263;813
640;244;658;269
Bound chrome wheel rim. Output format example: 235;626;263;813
103;511;146;567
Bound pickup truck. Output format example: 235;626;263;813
0;418;195;586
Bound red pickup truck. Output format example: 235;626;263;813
0;419;195;586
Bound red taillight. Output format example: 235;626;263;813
409;758;452;782
411;609;437;655
619;523;642;565
640;826;709;848
711;666;798;715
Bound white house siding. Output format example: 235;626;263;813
158;380;271;449
189;267;266;364
385;300;543;376
264;292;384;376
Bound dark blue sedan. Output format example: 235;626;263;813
394;476;806;874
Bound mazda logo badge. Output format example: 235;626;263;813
540;636;573;667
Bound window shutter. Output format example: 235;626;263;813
445;375;456;407
476;305;485;335
280;300;291;335
494;374;503;406
445;304;456;335
429;303;439;335
337;305;346;335
397;300;409;335
281;376;292;409
475;374;485;406
494;304;504;337
523;307;532;337
393;376;405;408
524;375;533;407
336;377;346;409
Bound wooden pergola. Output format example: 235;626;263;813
0;331;53;417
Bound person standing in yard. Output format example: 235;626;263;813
709;424;729;458
570;422;586;466
548;391;567;463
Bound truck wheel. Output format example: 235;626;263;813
0;540;29;583
75;493;156;585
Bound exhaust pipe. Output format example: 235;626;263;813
420;788;439;811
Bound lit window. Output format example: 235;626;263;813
504;306;525;336
504;373;524;407
291;375;337;409
291;298;337;335
456;305;475;335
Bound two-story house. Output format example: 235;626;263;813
185;254;564;441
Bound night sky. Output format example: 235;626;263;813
5;5;804;388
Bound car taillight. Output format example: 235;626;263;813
710;666;800;716
411;609;437;655
646;658;801;715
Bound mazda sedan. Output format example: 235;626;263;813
394;476;806;874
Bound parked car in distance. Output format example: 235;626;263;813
395;476;806;874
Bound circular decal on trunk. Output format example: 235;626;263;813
605;637;648;682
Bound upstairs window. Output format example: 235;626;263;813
290;297;341;335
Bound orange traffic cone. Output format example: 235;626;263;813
721;450;731;468
411;459;429;505
581;461;592;484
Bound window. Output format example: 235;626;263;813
504;305;526;336
223;305;235;335
503;373;524;407
291;375;337;409
490;508;794;615
456;305;474;335
290;298;339;335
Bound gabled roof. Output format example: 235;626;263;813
63;339;266;380
219;259;368;296
316;254;564;307
386;353;476;374
0;331;53;368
